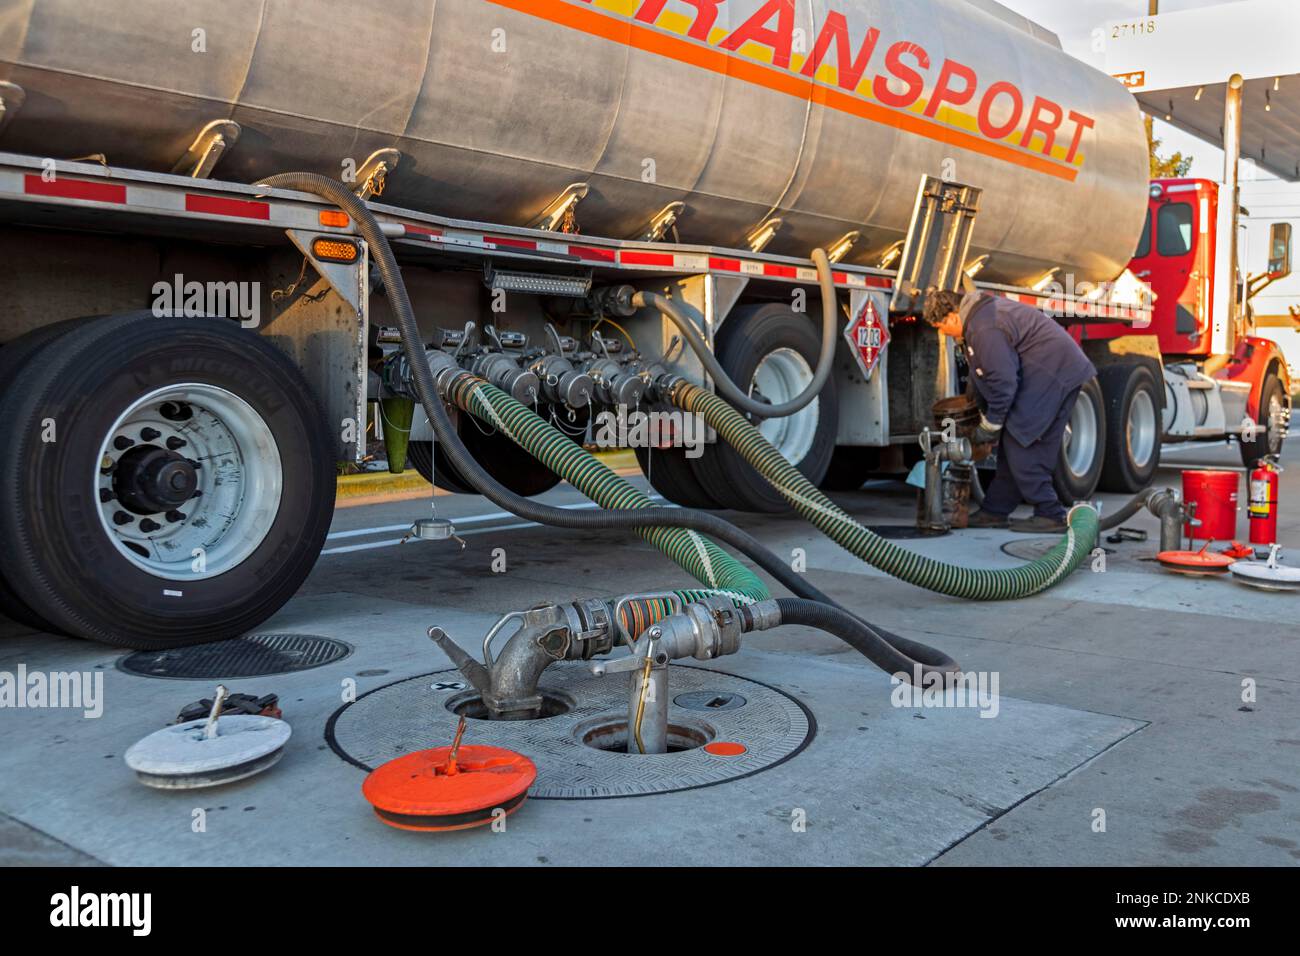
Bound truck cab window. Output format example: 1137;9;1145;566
1156;202;1193;256
1135;209;1152;258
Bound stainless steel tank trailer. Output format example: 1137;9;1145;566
0;0;1176;673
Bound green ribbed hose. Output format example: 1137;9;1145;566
445;376;769;609
669;381;1099;601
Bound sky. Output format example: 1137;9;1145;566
998;0;1299;317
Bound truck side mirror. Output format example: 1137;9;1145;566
1269;222;1292;279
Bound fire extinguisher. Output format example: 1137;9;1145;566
1248;457;1281;546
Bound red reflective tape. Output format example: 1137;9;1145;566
404;224;442;237
621;251;675;267
763;264;798;279
185;193;270;220
570;245;616;263
864;276;892;289
832;271;849;284
25;174;126;204
710;257;742;272
487;236;536;250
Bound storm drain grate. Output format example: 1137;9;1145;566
326;663;814;799
118;633;352;680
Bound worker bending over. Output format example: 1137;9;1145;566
924;290;1096;533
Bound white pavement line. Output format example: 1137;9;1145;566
326;499;665;540
322;522;542;555
322;496;668;555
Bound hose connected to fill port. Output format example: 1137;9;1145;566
255;172;956;677
446;373;958;674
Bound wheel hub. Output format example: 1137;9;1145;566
95;383;283;581
1064;391;1098;477
113;446;198;514
752;348;819;465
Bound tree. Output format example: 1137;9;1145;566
1149;129;1193;178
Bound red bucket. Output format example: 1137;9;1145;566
1182;470;1240;541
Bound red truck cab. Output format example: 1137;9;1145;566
1080;177;1290;424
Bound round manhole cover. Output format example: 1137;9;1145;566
326;663;814;799
1001;537;1113;563
118;633;352;680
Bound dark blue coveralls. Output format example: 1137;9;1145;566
961;294;1096;520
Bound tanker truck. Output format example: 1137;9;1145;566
0;0;1284;648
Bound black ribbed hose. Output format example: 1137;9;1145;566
633;247;838;420
1096;487;1158;531
773;599;961;682
254;172;954;675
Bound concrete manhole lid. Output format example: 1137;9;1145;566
118;633;352;680
326;663;815;799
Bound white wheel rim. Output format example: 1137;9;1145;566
1266;393;1289;453
95;384;283;581
1063;391;1099;478
1127;390;1158;469
752;348;819;465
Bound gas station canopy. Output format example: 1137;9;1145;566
1099;0;1300;181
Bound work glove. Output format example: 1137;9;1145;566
972;415;1003;447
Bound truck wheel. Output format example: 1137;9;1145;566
0;319;95;633
1239;373;1289;468
0;313;336;649
689;303;838;512
408;410;561;497
636;445;723;509
1098;364;1163;493
408;439;477;495
1053;377;1107;504
460;421;561;497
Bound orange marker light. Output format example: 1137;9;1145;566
311;237;359;263
318;210;349;228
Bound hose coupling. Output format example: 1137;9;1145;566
529;352;594;408
741;598;782;633
468;351;540;405
381;346;462;399
590;284;638;318
584;355;646;407
646;594;743;662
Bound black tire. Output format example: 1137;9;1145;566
1239;373;1289;468
0;313;336;649
688;303;839;513
459;420;561;497
1053;376;1107;504
407;400;564;498
0;319;96;633
408;440;477;495
818;446;882;491
1098;363;1163;493
635;445;724;509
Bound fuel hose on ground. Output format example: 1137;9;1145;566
667;379;1100;601
447;373;958;676
254;172;956;677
